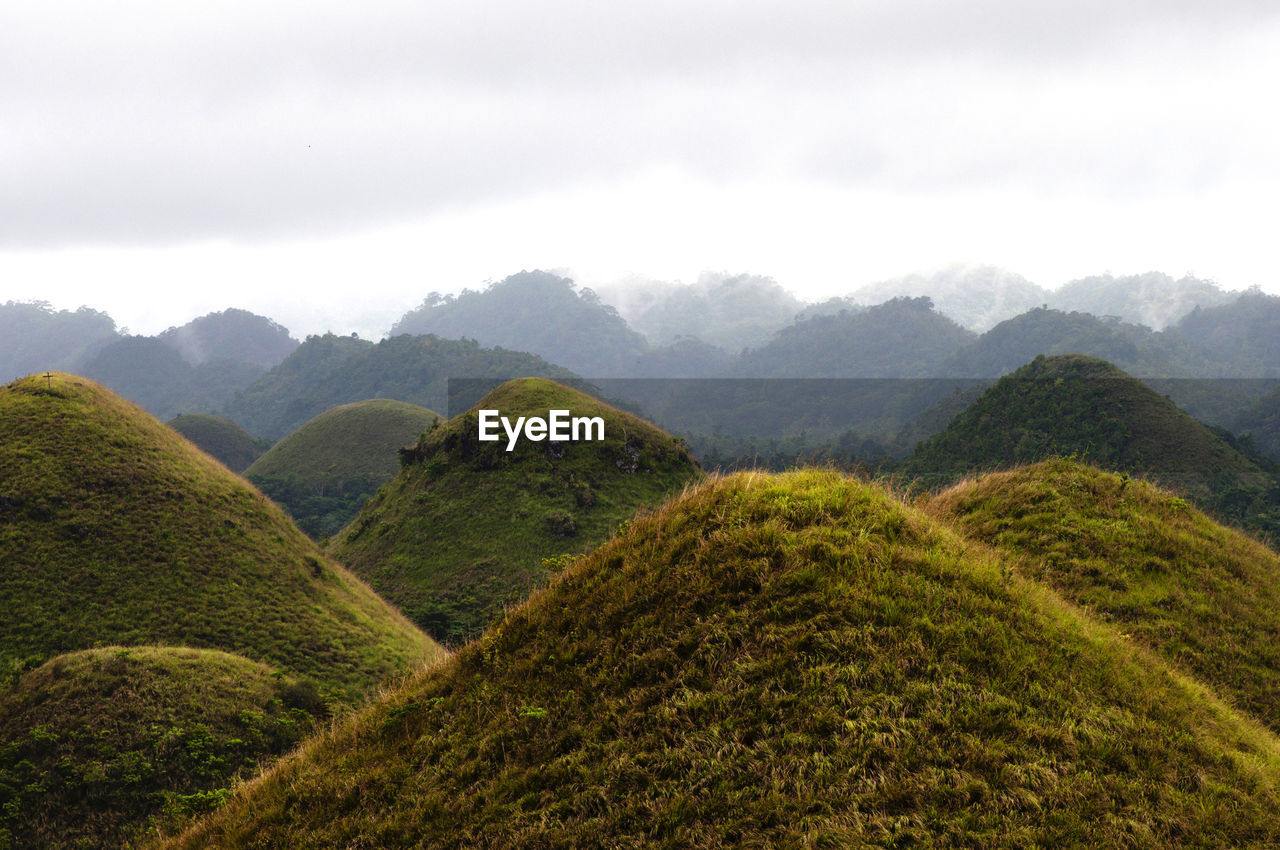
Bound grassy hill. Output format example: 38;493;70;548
927;460;1280;734
329;378;701;644
0;373;442;703
0;646;324;849
245;399;440;539
167;413;269;473
899;355;1277;532
167;469;1280;847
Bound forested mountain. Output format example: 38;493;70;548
223;333;577;440
0;301;119;381
391;270;648;377
1165;289;1280;377
733;296;976;377
1047;272;1234;330
599;272;804;353
80;336;265;422
939;307;1194;377
158;307;298;368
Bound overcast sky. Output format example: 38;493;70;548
3;0;1279;337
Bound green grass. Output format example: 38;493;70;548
165;469;1280;848
0;373;444;704
330;378;702;644
167;413;270;473
0;646;324;850
244;399;440;539
927;458;1280;735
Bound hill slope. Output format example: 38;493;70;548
0;647;323;849
330;378;701;644
167;413;269;473
246;399;441;538
900;355;1273;523
0;373;441;703
169;469;1280;847
927;460;1280;734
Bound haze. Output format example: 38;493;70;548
3;0;1279;337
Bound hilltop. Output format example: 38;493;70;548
168;469;1280;847
0;646;324;849
899;355;1275;528
330;378;701;644
927;459;1280;734
168;413;269;473
0;373;442;702
246;399;440;538
156;308;297;369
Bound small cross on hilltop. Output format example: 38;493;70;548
42;372;53;390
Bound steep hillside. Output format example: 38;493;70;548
330;378;701;644
0;373;441;703
246;399;441;539
224;332;576;440
900;356;1273;520
0;647;323;849
734;296;976;377
601;272;804;353
927;460;1280;733
167;413;269;473
169;470;1280;847
390;270;648;377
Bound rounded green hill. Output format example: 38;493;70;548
0;373;443;703
928;459;1280;734
168;413;269;472
900;354;1272;518
0;646;323;849
169;469;1280;847
245;398;440;539
330;377;702;644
